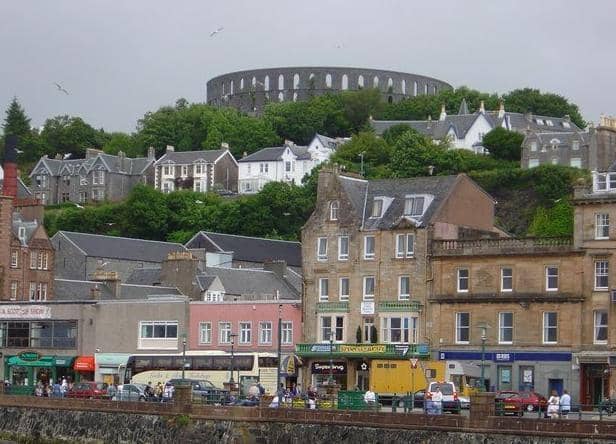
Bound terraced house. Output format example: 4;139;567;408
297;168;499;390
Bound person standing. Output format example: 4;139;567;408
547;390;560;419
560;390;571;418
430;386;443;415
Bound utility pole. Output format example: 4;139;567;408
276;304;283;406
359;152;365;177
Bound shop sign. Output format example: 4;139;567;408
18;351;40;362
0;305;51;319
339;344;386;354
311;361;346;374
494;353;514;362
360;302;375;315
309;344;333;353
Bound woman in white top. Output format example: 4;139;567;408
547;390;560;418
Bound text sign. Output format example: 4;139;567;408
0;305;51;319
494;353;514;362
311;361;346;374
360;302;375;315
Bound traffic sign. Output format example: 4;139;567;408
410;358;418;368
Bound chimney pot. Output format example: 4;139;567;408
166;145;175;152
147;146;156;160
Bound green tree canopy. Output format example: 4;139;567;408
3;97;31;137
482;127;524;161
40;115;108;158
502;88;586;128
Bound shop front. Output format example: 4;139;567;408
311;361;347;389
74;356;95;382
4;352;75;394
95;353;131;384
575;352;615;408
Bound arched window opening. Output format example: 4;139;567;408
293;74;300;90
402;79;406;95
230;80;234;95
240;78;244;90
264;76;270;91
388;96;393;104
358;75;364;88
252;77;257;88
326;73;332;88
373;76;379;88
278;74;284;90
329;200;339;221
342;74;349;90
413;81;418;96
424;83;428;95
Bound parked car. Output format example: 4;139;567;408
66;382;109;399
115;384;150;402
413;389;426;409
426;381;461;414
167;378;228;403
458;395;470;409
495;391;547;416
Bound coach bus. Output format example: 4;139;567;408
120;351;278;395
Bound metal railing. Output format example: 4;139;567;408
431;237;573;256
494;400;616;420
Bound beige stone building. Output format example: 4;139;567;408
297;169;498;390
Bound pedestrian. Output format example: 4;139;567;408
107;383;117;400
52;380;62;398
290;383;299;398
61;378;68;397
560;389;571;418
364;389;376;406
155;382;164;399
547;389;560;419
257;381;265;396
307;385;317;410
430;386;443;415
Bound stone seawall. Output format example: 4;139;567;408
0;407;613;444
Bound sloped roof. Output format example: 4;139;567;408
155;149;228;164
238;145;311;163
54;231;187;262
530;131;589;146
54;278;182;301
198;266;299;300
12;214;40;245
0;178;33;198
185;231;302;267
125;268;162;286
30;153;152;177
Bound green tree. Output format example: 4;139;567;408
482;127;524;161
528;200;574;237
331;132;392;177
502;88;586;128
118;184;170;240
388;130;446;177
40;115;108;158
3;97;31;137
336;88;383;132
102;132;143;157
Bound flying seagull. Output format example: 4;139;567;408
53;82;69;95
210;27;224;37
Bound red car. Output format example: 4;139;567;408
67;382;109;399
496;390;547;416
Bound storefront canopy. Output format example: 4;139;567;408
74;356;95;372
95;353;130;367
7;355;74;368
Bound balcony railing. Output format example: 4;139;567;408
316;302;350;313
431;237;573;257
295;342;430;358
378;301;422;312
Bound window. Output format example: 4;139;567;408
317;237;328;261
545;266;558;291
597;174;608;191
499;312;513;344
399;276;410;301
395;234;414;258
530;141;537;152
163;165;171;175
35;174;48;188
382;316;417;343
551;158;558;165
501;267;513;292
41;251;48;270
239;322;251;344
363;235;375;260
570;158;582;168
259;163;269;173
371;199;383;218
139;321;178;349
543;312;557;344
37;283;47;301
195;163;203;175
205;291;223;302
329;201;339;221
285;161;292;172
18;227;26;241
92;170;105;185
595;260;609;290
10;281;18;300
594;311;608;344
194;181;202;193
363;276;375;301
456;312;470;343
572;140;580;150
10;250;18;268
596;214;609;239
319;278;329;302
338;236;349;260
259;321;272;344
181;165;188;176
404;196;425;217
79;192;87;203
29;282;36;301
199;322;212;344
363;317;374;342
320;315;344;342
91;189;104;201
281;321;293;344
528;159;540;168
30;251;37;269
562;121;571;128
219;321;232;344
339;277;350;301
79;175;88;186
457;268;469;292
61;192;70;202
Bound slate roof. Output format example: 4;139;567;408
12;214;40;245
125;268;162;286
31;153;153;177
338;174;461;230
0;178;33;199
54;278;182;301
198;266;299;300
238;145;311;163
315;134;338;149
155;149;228;165
54;231;187;262
185;231;302;267
531;131;589;146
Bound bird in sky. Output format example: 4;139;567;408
210;27;224;37
336;43;344;49
53;82;69;95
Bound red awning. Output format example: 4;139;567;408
74;355;95;372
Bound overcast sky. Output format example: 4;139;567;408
1;0;614;133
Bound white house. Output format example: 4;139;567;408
237;134;348;194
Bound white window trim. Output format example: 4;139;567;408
138;320;179;350
594;311;608;345
338;235;349;261
595;260;609;291
395;233;414;258
457;268;469;293
281;321;293;345
319;314;345;343
239;321;252;344
455;312;470;344
595;213;610;240
542;312;558;345
363;235;375;260
498;312;513;345
318;278;329;302
317;237;328;261
339;277;350;302
500;267;513;292
363;276;375;301
199;322;212;344
259;321;273;345
329;201;339;221
545;266;559;292
398;276;410;301
218;321;232;344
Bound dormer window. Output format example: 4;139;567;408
18;227;26;242
562;121;571;128
329;201;339;221
546;120;554;126
371;199;383;218
572;140;580;150
530;141;537;152
597;174;607;191
404;196;425;217
594;172;616;193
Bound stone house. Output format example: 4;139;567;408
153;145;238;194
296;168;499;390
521;131;590;169
29;148;155;205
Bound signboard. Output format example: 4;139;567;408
0;305;51;319
360;301;375;315
311;361;346;374
494;353;514;362
410;358;419;369
18;351;41;362
394;345;409;356
339;344;385;354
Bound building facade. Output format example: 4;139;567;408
153;145;238;194
29;149;155;205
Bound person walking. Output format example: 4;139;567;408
547;390;560;419
560;389;571;418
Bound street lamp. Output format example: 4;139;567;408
478;324;489;392
181;334;187;380
229;333;237;388
276;304;283;405
328;331;334;385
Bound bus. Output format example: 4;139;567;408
120;351;278;395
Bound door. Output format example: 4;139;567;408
548;378;563;396
498;366;513;391
519;366;534;391
357;371;369;391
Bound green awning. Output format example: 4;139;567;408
7;355;56;367
54;356;75;367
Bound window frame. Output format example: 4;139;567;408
281;321;293;345
318;278;329;302
542;312;558;344
339;277;350;302
398;275;410;301
404;196;426;217
329;201;339;221
545;266;559;292
500;267;513;292
370;199;383;218
498;312;513;345
239;321;252;344
218;321;232;344
316;237;328;261
595;260;609;290
594;310;608;344
363;276;375;301
455;312;470;344
338;235;349;261
259;321;272;345
10;250;18;268
363;235;375;260
199;322;212;344
395;233;414;258
595;213;610;240
457;268;469;293
319;315;345;343
381;316;415;344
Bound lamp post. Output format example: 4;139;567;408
276;304;283;405
328;331;334;385
181;334;187;380
229;333;237;389
479;325;488;392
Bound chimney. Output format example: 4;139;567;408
243;151;248;158
564;114;571;122
91;270;121;299
147;146;156;160
55;154;63;160
86;148;103;159
439;104;447;121
118;150;126;171
264;260;287;279
3;135;18;199
479;100;485;114
498;101;505;119
90;284;102;300
220;142;229;149
160;251;199;299
166;145;175;153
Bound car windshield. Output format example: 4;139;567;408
200;381;215;388
431;383;453;395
